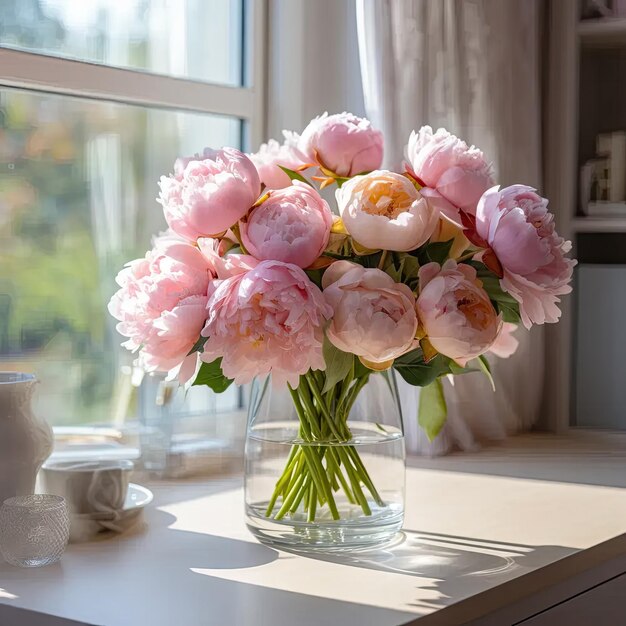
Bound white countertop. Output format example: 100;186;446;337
1;433;625;626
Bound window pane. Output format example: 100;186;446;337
0;0;244;86
0;87;241;425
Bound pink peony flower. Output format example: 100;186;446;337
336;170;438;251
475;185;576;328
416;260;501;366
298;112;383;177
198;237;259;280
240;181;332;268
140;294;209;373
158;147;261;241
108;240;214;377
488;322;519;359
201;260;332;387
248;132;305;189
322;261;418;365
406;126;494;223
173;147;213;177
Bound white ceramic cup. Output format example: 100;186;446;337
40;460;133;517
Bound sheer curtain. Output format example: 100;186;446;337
357;0;544;454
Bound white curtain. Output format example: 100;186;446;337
357;0;545;455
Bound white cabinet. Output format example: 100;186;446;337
575;264;626;429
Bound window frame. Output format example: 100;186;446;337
0;0;267;441
0;0;267;150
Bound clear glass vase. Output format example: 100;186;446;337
244;369;405;552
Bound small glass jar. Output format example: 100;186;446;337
0;495;70;567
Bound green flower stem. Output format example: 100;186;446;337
287;386;335;509
327;457;340;491
282;451;305;497
304;373;347;442
307;372;379;507
336;369;355;413
327;448;356;505
337;448;372;516
307;483;317;522
265;448;302;516
345;446;384;507
263;370;385;523
300;445;339;519
274;472;306;520
290;384;332;509
289;475;311;514
328;448;356;505
340;374;370;420
305;372;381;511
279;448;302;490
296;383;323;440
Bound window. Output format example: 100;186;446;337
0;0;266;429
0;0;245;86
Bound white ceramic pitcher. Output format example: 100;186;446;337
0;373;53;505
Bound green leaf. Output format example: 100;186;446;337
186;335;207;356
399;254;420;284
321;337;354;393
353;251;383;269
496;300;522;324
353;355;373;378
448;360;478;375
383;253;420;287
321;250;353;260
468;260;520;304
304;268;324;289
394;350;451;387
418;378;447;441
278;165;314;187
475;355;496;391
417;239;454;265
192;357;233;393
479;276;518;304
383;258;402;282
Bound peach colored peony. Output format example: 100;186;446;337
108;240;214;378
336;170;438;251
416;260;501;366
248;132;305;189
298;112;383;177
240;181;333;268
322;261;418;365
201;260;332;387
158;147;260;241
406;126;493;223
475;185;576;328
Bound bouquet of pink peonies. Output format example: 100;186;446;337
109;112;575;525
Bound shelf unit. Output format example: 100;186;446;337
571;216;626;232
578;17;626;46
546;9;626;432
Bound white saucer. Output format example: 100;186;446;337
124;483;154;512
70;483;153;542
